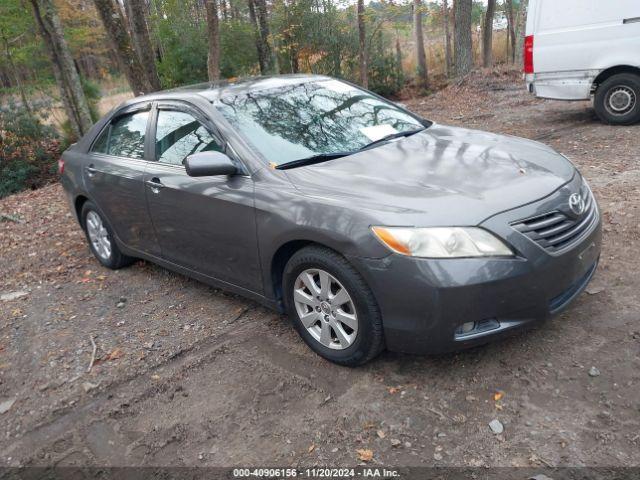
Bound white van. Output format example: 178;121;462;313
525;0;640;125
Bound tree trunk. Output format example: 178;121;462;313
413;0;428;90
93;0;151;95
443;0;452;77
506;0;516;63
515;0;529;66
247;0;273;74
205;0;221;80
482;0;495;67
125;0;161;90
453;0;473;77
29;0;93;137
220;0;228;21
395;34;403;78
0;32;33;116
356;0;367;88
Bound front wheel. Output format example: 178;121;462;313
594;73;640;125
283;246;384;366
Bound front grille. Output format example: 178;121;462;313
512;185;598;254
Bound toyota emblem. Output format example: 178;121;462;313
568;193;586;216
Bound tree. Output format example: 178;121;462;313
395;33;403;79
205;0;221;81
482;0;495;67
28;0;93;137
412;0;427;89
443;0;452;77
124;0;161;90
356;0;367;88
248;0;274;74
505;0;516;63
0;29;32;115
92;0;150;95
453;0;473;76
515;0;529;66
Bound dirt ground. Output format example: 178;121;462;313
1;69;639;470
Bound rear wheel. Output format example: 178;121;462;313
594;73;640;125
283;246;384;366
81;201;134;269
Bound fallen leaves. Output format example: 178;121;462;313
105;348;124;361
356;448;373;462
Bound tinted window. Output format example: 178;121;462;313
91;111;148;159
91;125;110;154
155;110;222;166
215;79;426;165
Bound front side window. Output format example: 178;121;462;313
155;110;222;166
91;111;148;159
215;79;427;166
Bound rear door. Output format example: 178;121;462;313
84;103;160;256
143;101;262;293
533;0;640;74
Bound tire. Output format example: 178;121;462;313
282;246;384;366
594;73;640;125
80;201;134;270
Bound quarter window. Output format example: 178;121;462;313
155;110;222;166
91;111;148;159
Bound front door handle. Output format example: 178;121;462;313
145;177;164;194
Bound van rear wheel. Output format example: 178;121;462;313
594;73;640;125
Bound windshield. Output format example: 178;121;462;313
214;79;428;166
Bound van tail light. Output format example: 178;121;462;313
58;157;65;175
524;35;534;74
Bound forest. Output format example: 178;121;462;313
0;0;527;197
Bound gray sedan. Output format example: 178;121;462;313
60;75;601;365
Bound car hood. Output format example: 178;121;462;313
283;124;576;225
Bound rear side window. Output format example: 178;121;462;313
91;111;148;159
155;110;222;166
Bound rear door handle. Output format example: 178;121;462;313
145;177;164;194
85;165;98;178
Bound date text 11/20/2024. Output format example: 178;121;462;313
232;468;401;478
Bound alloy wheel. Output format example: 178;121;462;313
293;268;358;350
86;210;112;261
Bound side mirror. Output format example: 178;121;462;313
184;151;238;177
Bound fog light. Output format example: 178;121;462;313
456;321;476;335
455;319;501;339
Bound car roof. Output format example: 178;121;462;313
118;74;332;108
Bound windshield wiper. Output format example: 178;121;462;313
275;151;358;170
358;127;426;151
275;128;426;170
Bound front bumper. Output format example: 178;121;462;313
349;181;602;355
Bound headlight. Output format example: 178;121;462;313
371;226;514;258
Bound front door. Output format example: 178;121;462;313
143;103;262;293
84;106;160;256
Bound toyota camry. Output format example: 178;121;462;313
60;75;601;365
